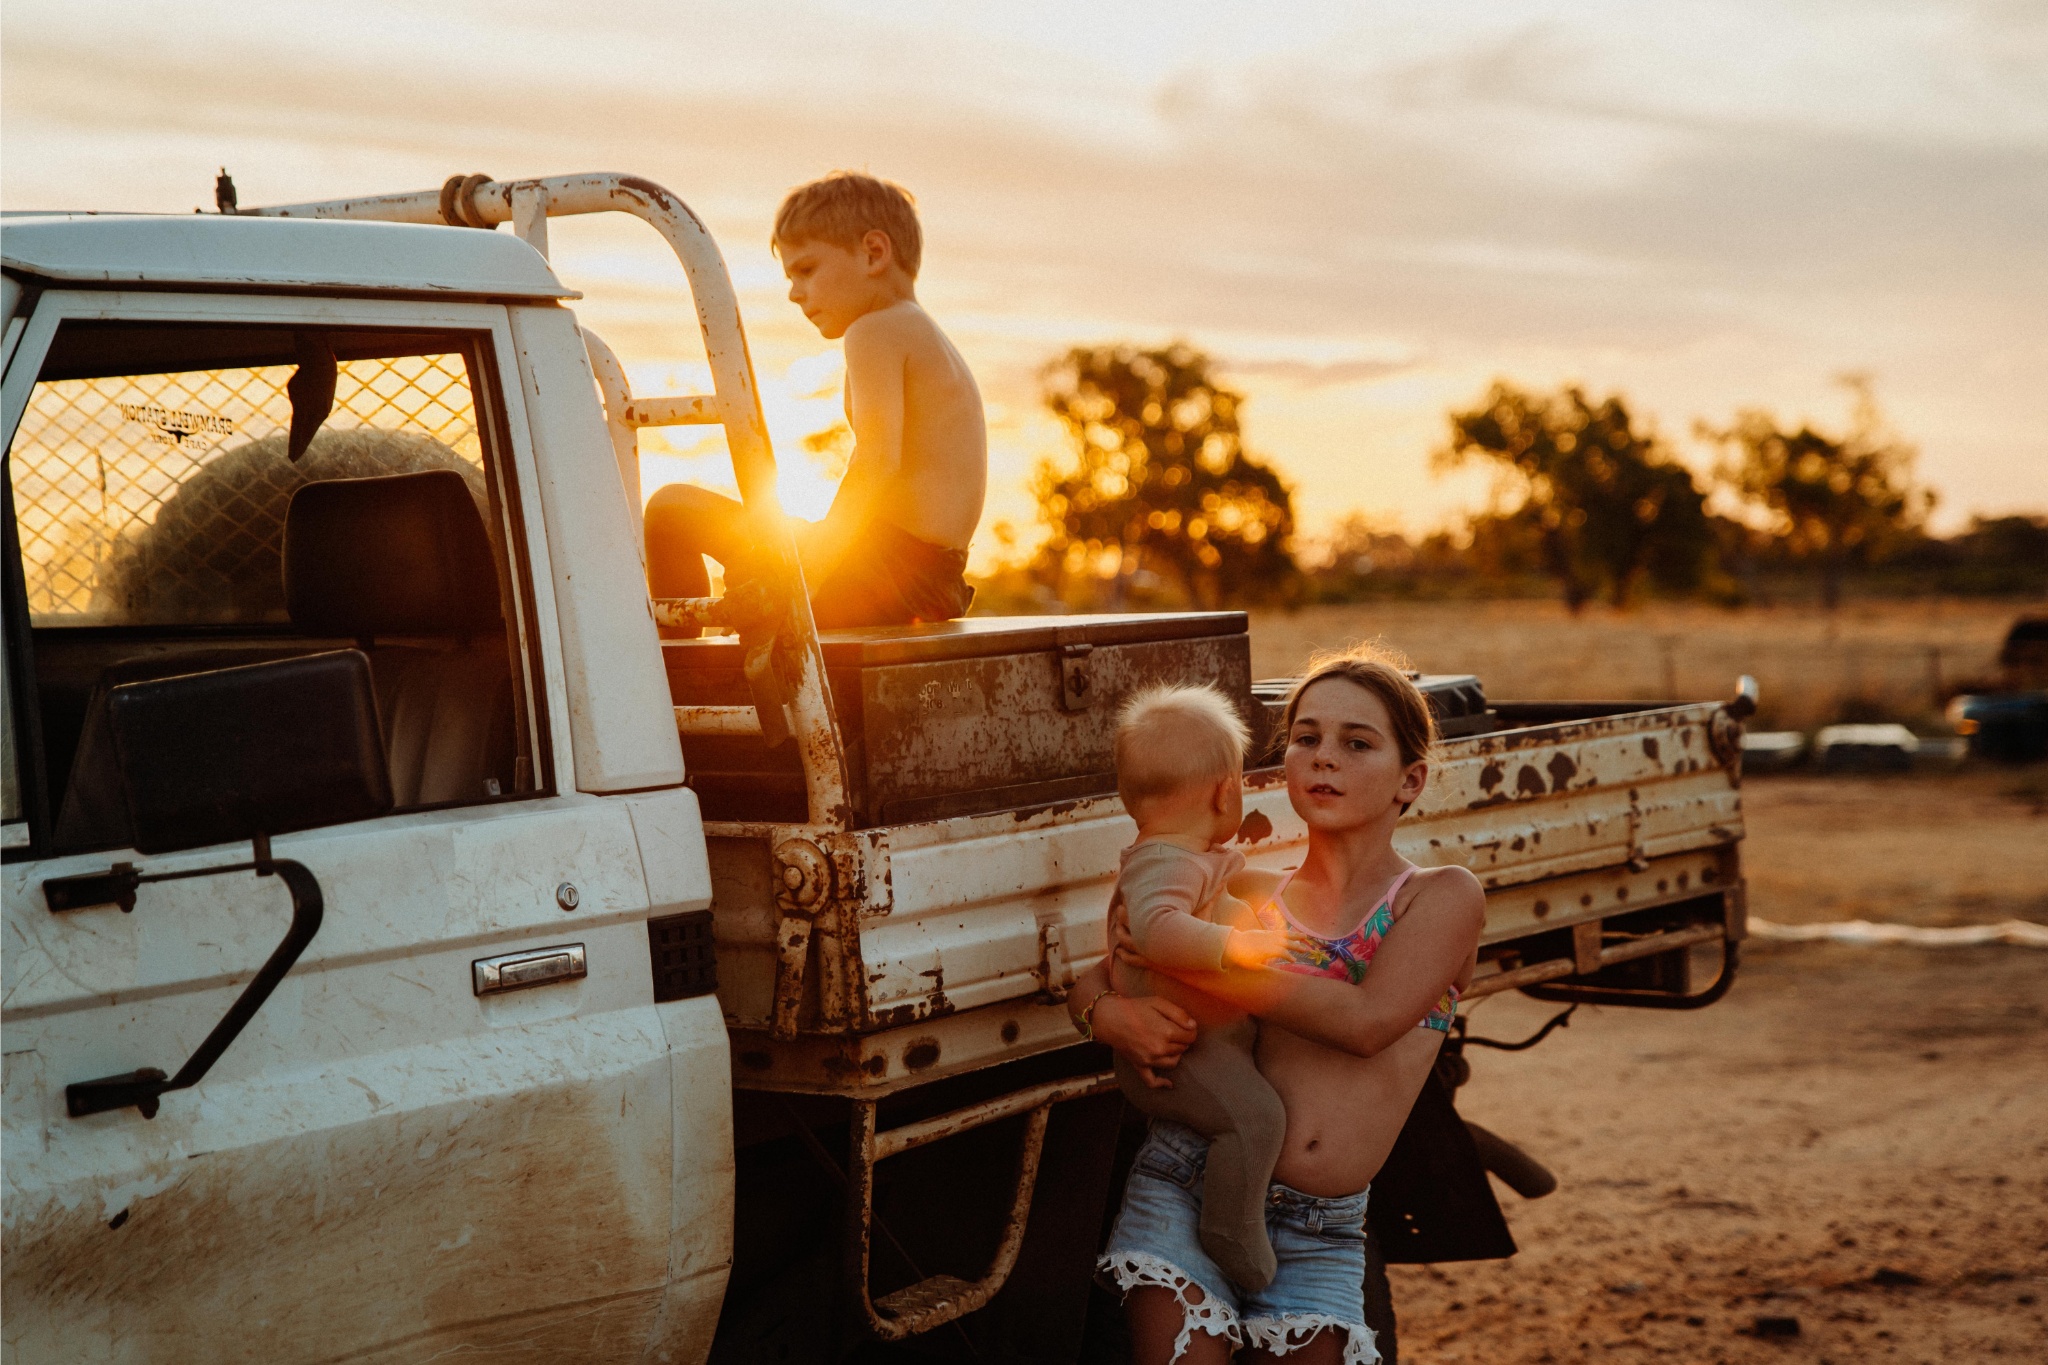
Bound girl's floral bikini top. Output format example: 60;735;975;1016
1263;865;1460;1033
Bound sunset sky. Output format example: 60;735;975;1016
6;0;2044;566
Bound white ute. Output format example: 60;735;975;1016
2;174;1754;1364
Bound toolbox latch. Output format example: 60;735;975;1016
1058;643;1095;711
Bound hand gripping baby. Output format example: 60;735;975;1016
1100;685;1310;1292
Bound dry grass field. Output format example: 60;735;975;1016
1245;599;2037;732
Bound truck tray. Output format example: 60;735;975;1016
708;693;1748;1090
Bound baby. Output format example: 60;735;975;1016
1104;684;1305;1292
643;171;987;632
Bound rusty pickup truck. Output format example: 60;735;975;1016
1;173;1751;1364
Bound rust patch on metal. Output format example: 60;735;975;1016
617;174;706;231
1516;765;1547;798
1642;736;1661;762
1533;899;1550;919
1236;810;1274;844
1001;1020;1021;1044
1479;760;1505;793
867;995;959;1030
1546;752;1579;792
903;1039;942;1071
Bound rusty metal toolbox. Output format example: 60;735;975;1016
665;612;1257;827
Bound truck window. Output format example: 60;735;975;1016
13;328;490;625
5;320;549;855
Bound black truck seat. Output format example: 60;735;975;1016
283;470;515;809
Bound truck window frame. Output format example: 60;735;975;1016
1;288;568;861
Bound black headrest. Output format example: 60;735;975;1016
284;470;501;637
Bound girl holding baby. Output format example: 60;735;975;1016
1068;648;1487;1365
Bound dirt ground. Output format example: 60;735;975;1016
1386;769;2048;1363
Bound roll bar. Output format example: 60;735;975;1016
247;173;854;826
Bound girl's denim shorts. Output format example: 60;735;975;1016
1098;1120;1378;1364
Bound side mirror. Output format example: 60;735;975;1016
1725;674;1759;721
43;650;392;1119
107;649;391;854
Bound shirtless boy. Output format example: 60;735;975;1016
643;171;987;630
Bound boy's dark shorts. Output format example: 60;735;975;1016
801;518;975;629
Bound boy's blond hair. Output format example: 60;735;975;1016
1115;685;1250;812
773;171;923;279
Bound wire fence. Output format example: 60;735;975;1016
10;353;482;624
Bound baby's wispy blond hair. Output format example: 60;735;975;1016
1115;684;1250;812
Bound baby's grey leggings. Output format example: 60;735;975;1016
1116;1017;1287;1292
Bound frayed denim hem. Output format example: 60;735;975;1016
1098;1249;1241;1364
1240;1311;1378;1365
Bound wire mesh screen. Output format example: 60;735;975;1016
10;352;485;625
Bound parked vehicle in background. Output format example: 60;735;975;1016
4;173;1755;1364
1948;692;2048;763
1946;615;2048;764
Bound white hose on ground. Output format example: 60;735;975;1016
1749;918;2048;948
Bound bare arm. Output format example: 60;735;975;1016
1134;866;1486;1059
1066;956;1197;1089
808;312;907;578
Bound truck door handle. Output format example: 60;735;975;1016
472;943;587;996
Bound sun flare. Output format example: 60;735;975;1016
630;351;849;524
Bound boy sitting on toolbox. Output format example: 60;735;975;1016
643;171;987;631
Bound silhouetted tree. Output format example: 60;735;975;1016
1436;381;1713;611
1701;377;1932;609
1032;343;1297;608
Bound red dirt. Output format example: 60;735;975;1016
1388;770;2048;1363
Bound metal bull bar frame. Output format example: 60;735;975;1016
247;173;854;827
247;174;1077;1338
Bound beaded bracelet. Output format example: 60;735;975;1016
1075;987;1118;1041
